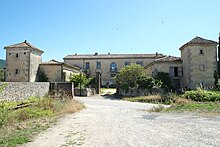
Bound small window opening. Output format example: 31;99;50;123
199;50;204;55
16;53;19;58
15;69;19;74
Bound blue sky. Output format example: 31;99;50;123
0;0;219;61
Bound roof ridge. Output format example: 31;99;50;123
179;36;217;50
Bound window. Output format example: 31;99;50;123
9;53;11;56
85;62;90;69
169;67;182;77
199;49;204;55
111;74;116;77
15;69;19;75
174;67;178;77
125;61;130;66
97;62;101;69
16;53;19;58
110;62;117;72
24;52;26;55
199;64;205;71
136;61;143;66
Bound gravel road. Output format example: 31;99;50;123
22;95;220;147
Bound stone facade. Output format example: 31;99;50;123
4;40;44;82
64;54;165;86
145;56;183;89
39;59;80;82
180;37;218;89
3;36;218;90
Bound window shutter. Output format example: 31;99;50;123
169;67;174;77
178;67;183;77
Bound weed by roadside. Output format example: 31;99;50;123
123;93;177;104
0;97;85;146
148;105;166;112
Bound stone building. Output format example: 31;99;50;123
145;56;183;89
4;36;218;89
64;53;165;86
180;36;218;89
4;40;44;82
4;41;80;82
64;36;218;89
39;59;80;82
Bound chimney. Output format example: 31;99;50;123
75;53;77;56
24;40;27;43
108;52;110;55
156;52;158;57
95;52;98;56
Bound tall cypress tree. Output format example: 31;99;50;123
218;33;220;77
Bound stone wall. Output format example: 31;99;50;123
0;82;49;101
49;82;74;98
74;88;96;97
181;44;217;89
0;82;75;101
117;87;164;97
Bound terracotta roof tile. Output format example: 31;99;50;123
40;59;80;70
4;40;44;54
145;56;182;69
64;53;165;59
40;59;62;65
179;36;217;50
154;56;181;62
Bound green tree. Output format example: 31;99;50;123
69;73;96;88
115;64;161;93
115;64;145;92
38;70;48;82
154;72;172;90
0;69;5;82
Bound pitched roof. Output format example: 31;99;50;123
4;40;44;54
179;36;218;51
145;56;182;69
40;59;63;65
64;53;165;60
40;59;80;70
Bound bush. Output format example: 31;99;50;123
183;89;220;102
115;64;162;94
70;73;96;88
154;72;172;90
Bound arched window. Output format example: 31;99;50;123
110;62;117;72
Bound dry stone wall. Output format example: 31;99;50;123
0;82;49;101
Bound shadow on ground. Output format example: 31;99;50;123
101;93;121;100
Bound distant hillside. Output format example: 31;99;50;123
0;59;6;69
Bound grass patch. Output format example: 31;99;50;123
0;97;84;146
168;102;220;113
123;93;176;104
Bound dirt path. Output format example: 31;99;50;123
22;96;220;147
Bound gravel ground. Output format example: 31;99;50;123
22;95;220;147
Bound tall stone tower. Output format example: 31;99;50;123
179;36;218;89
4;40;44;82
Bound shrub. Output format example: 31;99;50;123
183;89;220;102
70;73;96;88
115;64;162;94
154;72;172;90
37;70;48;82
